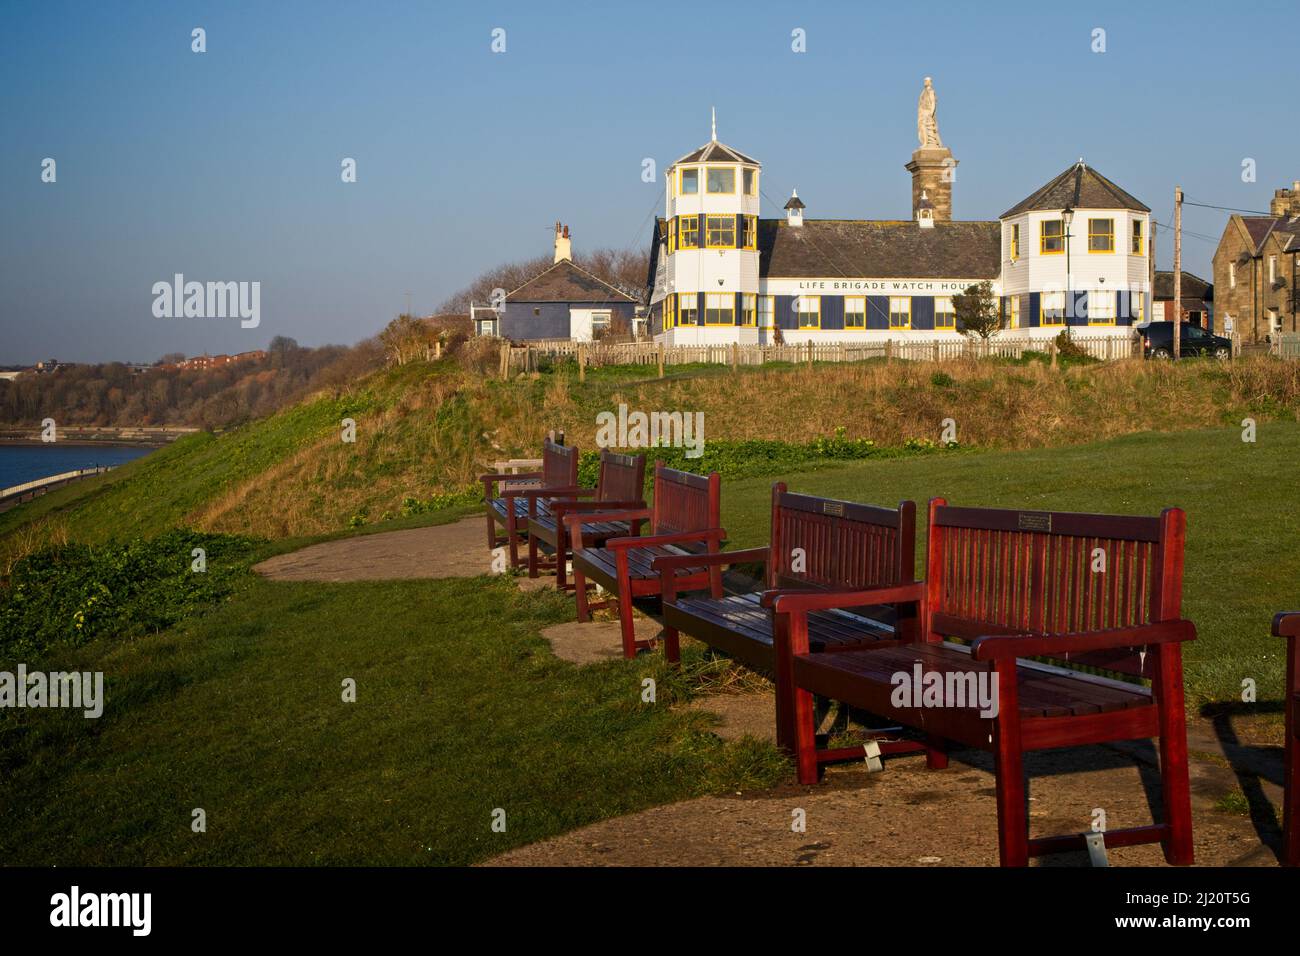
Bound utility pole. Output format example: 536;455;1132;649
1173;186;1183;359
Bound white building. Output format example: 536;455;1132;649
646;103;1150;344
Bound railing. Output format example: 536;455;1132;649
1274;332;1300;359
500;333;1137;375
0;466;114;507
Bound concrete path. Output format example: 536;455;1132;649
253;517;492;582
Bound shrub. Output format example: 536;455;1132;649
0;529;259;660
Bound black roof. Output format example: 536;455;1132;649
1153;271;1213;301
1001;162;1149;218
758;219;1000;280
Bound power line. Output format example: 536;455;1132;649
1182;199;1272;216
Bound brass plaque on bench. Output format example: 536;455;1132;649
1018;512;1052;532
822;501;844;516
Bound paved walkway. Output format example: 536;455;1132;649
253;517;491;582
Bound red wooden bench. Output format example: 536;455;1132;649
480;438;579;570
1271;611;1300;866
656;482;935;764
788;499;1197;866
526;451;647;590
565;463;723;659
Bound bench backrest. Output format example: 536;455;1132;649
925;499;1186;677
596;451;646;503
768;482;916;593
541;438;579;489
650;462;720;538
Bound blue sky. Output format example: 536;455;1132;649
1;0;1295;364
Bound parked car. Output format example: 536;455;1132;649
1137;321;1232;360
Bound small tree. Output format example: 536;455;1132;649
953;280;1002;341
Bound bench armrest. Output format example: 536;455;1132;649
651;546;768;574
1272;612;1300;638
563;508;654;548
970;619;1196;662
504;484;584;501
480;471;542;494
605;528;726;551
765;581;926;613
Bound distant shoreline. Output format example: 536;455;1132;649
0;438;164;448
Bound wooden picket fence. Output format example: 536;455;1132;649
499;333;1138;377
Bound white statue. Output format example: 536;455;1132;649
917;76;942;149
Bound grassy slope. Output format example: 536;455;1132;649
5;355;1300;544
0;576;782;865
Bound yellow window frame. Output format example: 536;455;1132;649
796;295;821;329
1010;223;1020;260
705;215;736;249
1131;220;1144;255
742;215;757;250
1040;219;1064;254
1088;218;1114;253
667;218;676;254
704;292;735;326
1087;290;1116;325
934;296;955;330
844;296;866;328
741;293;756;326
888;296;911;330
1009;295;1020;329
678;167;699;195
663;295;675;330
1041;291;1066;327
677;292;698;325
678;215;699;249
743;167;756;196
705;166;736;194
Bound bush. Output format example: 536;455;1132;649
0;529;259;660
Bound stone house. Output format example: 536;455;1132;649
1211;182;1300;342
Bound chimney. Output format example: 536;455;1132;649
553;222;572;263
1271;183;1300;219
784;189;805;228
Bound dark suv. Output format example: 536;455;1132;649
1137;321;1232;360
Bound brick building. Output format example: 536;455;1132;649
1211;181;1300;342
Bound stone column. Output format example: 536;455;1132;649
905;147;957;222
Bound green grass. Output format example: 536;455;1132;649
708;421;1300;704
0;575;785;865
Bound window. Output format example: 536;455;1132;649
844;296;866;329
1041;290;1065;326
706;167;735;194
677;293;697;325
678;215;699;249
743;168;756;196
1134;290;1144;324
1010;223;1020;260
742;215;757;250
889;296;911;329
1132;220;1144;255
704;292;734;325
1270;255;1278;282
795;295;820;328
591;311;611;333
680;168;698;195
1229;262;1236;289
935;296;955;329
663;296;675;330
759;295;774;328
1088;218;1114;253
1009;295;1020;329
741;294;756;326
667;218;677;254
1087;290;1115;325
1040;219;1064;254
705;215;735;248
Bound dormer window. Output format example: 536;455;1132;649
680;168;699;195
743;168;756;195
706;167;735;194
